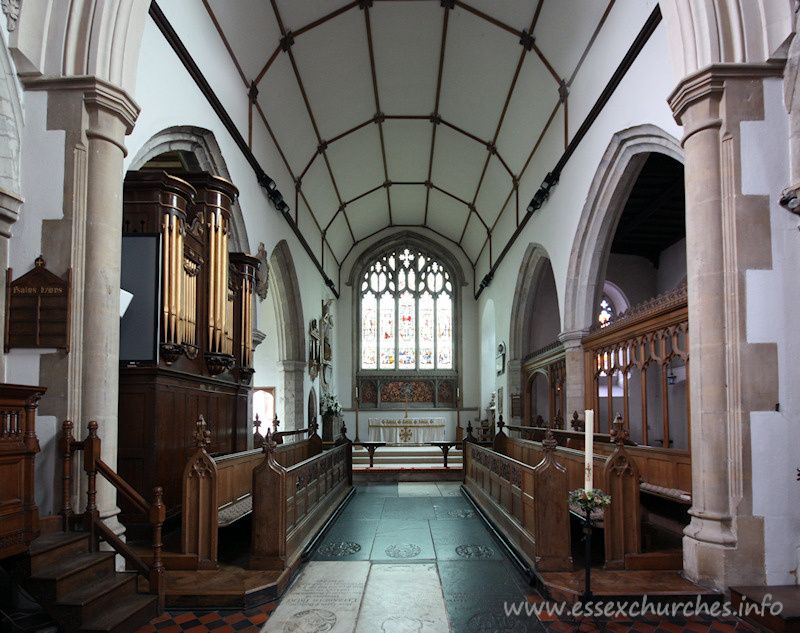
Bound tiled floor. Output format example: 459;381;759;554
135;483;761;633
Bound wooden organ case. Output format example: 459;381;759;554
118;171;259;526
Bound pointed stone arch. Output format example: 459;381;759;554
564;125;683;335
128;126;250;253
507;244;557;424
11;0;150;94
658;0;793;82
269;240;306;430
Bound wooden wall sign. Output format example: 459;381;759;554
5;257;70;352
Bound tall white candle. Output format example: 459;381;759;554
584;409;594;491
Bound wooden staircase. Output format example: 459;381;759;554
7;529;158;633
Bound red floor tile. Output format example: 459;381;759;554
248;613;268;625
172;613;196;625
224;613;246;624
198;613;220;624
684;622;712;632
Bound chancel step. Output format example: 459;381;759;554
353;445;462;468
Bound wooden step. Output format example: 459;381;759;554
26;551;116;603
79;593;158;633
28;532;91;575
730;586;800;633
625;549;683;571
56;572;138;626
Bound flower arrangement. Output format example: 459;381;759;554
320;392;342;418
569;488;612;510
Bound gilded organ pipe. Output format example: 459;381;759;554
208;210;216;352
161;214;170;343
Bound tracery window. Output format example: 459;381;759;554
360;248;454;371
598;295;615;327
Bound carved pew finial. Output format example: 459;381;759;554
272;414;280;434
571;411;584;431
497;415;505;433
610;414;628;445
193;415;211;449
263;428;277;453
542;426;558;453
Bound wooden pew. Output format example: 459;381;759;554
463;428;572;573
250;430;353;571
497;419;643;570
181;416;320;569
507;421;692;502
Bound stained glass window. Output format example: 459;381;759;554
360;247;455;371
598;296;614;327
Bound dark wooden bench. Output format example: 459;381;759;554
495;419;642;570
250;433;353;571
462;430;572;573
181;417;321;569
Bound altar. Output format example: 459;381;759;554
368;418;446;444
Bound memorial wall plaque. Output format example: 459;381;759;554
5;257;70;352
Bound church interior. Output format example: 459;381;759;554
1;1;800;631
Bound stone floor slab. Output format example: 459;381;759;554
398;482;443;497
261;561;370;633
380;497;437;521
429;518;505;561
354;563;450;633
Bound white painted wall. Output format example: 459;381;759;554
742;78;800;585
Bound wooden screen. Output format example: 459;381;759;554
582;285;689;449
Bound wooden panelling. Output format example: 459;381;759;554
118;367;249;527
463;441;572;572
250;441;353;571
0;384;46;560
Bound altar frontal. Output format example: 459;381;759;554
368;418;446;444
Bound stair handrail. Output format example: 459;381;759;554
58;420;165;613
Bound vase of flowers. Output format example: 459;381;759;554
320;392;342;442
568;487;612;512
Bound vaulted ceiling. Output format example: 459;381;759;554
201;0;641;279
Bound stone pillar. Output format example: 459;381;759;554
0;188;23;380
558;329;587;421
81;83;139;533
669;65;780;590
22;77;138;531
277;359;305;431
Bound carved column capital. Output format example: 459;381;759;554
668;63;783;136
558;329;588;349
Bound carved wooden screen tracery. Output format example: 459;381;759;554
582;284;689;450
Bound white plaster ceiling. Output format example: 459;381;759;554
204;0;616;271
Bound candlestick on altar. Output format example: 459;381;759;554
584;409;594;491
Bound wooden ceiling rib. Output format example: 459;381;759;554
201;0;248;86
424;3;451;231
362;5;393;226
199;0;625;280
